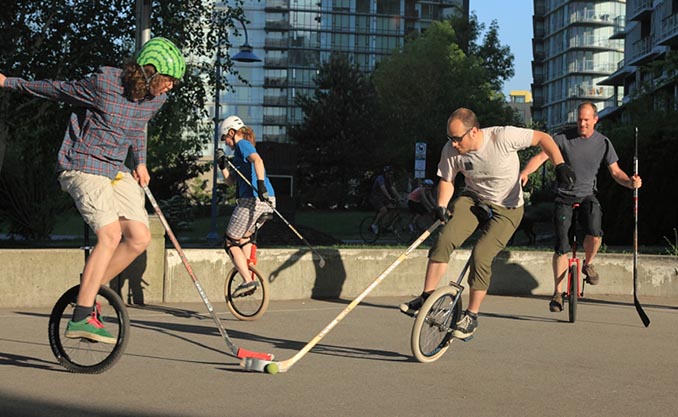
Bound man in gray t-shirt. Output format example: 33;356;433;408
399;107;574;340
520;101;642;313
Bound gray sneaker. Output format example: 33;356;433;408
453;311;478;340
232;281;260;297
583;264;599;285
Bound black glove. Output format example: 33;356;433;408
555;163;576;190
216;148;227;170
434;206;450;223
257;180;270;202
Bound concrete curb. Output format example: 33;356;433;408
1;246;677;308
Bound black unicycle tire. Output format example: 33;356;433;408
225;265;269;321
568;264;578;323
48;285;130;374
411;286;462;363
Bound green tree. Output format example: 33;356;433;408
290;53;380;208
0;0;248;238
372;16;520;181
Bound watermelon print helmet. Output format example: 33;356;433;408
136;37;186;79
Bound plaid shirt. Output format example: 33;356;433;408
5;66;166;179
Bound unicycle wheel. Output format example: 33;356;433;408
411;286;462;363
48;285;130;374
225;266;269;321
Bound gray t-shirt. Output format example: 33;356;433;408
437;126;534;208
553;129;618;199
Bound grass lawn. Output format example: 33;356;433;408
2;207;670;254
0;207;374;247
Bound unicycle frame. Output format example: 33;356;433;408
564;203;585;323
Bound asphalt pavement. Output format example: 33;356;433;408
1;294;677;417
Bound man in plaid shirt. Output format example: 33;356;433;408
0;37;185;343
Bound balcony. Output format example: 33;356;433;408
568;61;617;74
628;35;664;66
610;15;627;39
627;0;653;22
658;13;678;46
598;96;624;120
263;115;288;124
265;20;291;31
569;9;615;25
264;57;289;68
568;35;621;50
263;96;288;106
567;84;609;99
265;0;289;10
598;59;634;86
265;38;288;49
264;77;287;87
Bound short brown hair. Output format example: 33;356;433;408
449;108;480;130
577;101;598;117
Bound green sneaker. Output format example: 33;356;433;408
65;314;116;344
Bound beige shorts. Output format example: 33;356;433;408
58;170;149;232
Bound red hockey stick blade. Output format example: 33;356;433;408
236;348;275;361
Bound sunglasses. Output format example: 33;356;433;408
447;127;473;143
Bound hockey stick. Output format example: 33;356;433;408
222;157;326;268
143;186;275;360
632;128;650;327
241;219;442;374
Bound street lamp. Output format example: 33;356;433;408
207;19;262;243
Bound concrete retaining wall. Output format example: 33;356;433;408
1;243;677;308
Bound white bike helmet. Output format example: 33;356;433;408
423;179;434;187
219;115;245;138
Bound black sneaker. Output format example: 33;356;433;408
399;295;426;317
453;311;478;340
232;281;260;297
549;293;563;312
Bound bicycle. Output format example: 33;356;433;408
564;203;586;323
410;256;470;363
48;224;130;374
359;206;411;244
223;212;271;321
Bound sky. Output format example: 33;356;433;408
471;1;534;97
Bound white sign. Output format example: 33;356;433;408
414;142;427;179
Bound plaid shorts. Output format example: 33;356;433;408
58;170;148;232
226;197;276;240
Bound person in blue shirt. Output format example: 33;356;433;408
216;115;276;296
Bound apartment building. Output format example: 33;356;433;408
215;0;468;145
532;0;626;132
598;0;676;121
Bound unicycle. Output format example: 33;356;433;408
410;257;470;363
224;213;271;321
48;224;130;373
565;203;585;323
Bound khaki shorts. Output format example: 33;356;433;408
58;170;149;232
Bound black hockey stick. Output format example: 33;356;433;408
632;127;650;327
